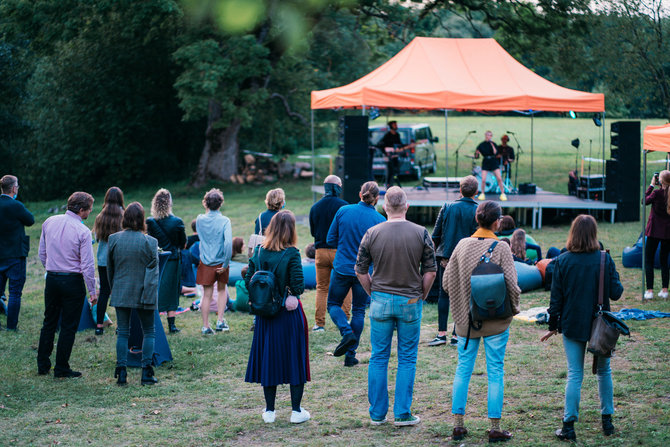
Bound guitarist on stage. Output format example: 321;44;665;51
377;121;415;189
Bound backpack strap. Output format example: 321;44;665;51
257;247;288;274
479;240;499;263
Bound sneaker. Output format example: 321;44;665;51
427;335;447;346
370;417;387;426
499;193;508;201
659;290;669;299
201;327;214;335
290;408;311;424
262;410;276;423
344;357;359;367
333;333;357;357
643;290;654;300
215;319;229;332
394;415;421;426
450;336;459;346
312;325;325;332
477;193;486;200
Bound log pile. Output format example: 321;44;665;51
230;153;313;184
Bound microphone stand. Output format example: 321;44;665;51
453;132;473;178
509;132;524;190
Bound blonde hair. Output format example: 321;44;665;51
265;188;285;211
566;214;599;253
151;188;172;219
262;210;298;251
510;229;526;260
660;170;670;214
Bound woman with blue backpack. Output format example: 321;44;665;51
244;210;310;425
443;201;520;443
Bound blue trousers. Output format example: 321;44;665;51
0;257;26;330
327;271;369;360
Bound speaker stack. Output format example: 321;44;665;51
337;116;370;204
605;121;640;222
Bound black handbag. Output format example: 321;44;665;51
587;252;630;370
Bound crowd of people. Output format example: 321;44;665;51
0;170;647;442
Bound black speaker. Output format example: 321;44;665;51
606;158;640;222
610;121;640;165
340;116;370;203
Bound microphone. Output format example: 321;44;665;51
506;131;515;135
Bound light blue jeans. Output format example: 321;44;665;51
368;291;422;420
452;328;509;418
562;335;614;422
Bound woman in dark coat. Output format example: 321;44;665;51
108;202;159;386
245;210;310;424
146;188;186;334
541;215;623;441
643;170;670;300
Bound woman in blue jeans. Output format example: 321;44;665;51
108;202;160;386
443;201;520;443
541;214;623;441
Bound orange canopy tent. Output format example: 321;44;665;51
309;37;605;193
311;37;604;112
644;124;670;153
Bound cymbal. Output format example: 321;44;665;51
464;155;476;159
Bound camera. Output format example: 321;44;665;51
654;172;660;185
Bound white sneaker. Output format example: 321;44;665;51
659;290;669;299
644;290;654;300
262;410;275;423
290;408;311;424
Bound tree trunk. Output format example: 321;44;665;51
191;100;241;187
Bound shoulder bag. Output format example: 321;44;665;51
587;251;630;371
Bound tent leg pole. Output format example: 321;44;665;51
445;109;449;200
311;110;316;203
642;150;647;299
602;111;606;195
531;112;534;184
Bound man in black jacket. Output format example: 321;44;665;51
428;175;478;346
309;175;351;332
0;175;35;330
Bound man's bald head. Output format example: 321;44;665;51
324;175;342;187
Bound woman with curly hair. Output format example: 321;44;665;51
92;186;124;335
254;188;285;236
146;188;186;333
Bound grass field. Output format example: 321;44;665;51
2;116;669;446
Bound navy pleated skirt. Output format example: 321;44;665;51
245;303;310;386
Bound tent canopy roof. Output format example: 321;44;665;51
311;37;604;113
644;124;670;153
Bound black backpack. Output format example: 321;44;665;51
248;248;287;318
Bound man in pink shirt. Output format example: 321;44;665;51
37;192;97;378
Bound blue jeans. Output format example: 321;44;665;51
115;307;155;368
0;257;26;330
452;328;509;418
368;291;422;420
327;271;369;359
562;335;613;422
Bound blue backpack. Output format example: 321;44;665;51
466;241;513;347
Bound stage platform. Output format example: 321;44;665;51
310;185;617;229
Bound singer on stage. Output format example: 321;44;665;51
474;130;507;201
497;135;515;171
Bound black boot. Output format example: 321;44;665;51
114;366;127;386
141;365;158;386
602;414;614;436
168;323;180;334
555;420;576;441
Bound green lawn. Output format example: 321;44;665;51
2;115;670;446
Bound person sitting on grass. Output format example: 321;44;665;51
195;188;232;335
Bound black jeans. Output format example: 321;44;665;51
97;266;111;326
37;273;86;375
437;261;456;336
645;236;670;289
